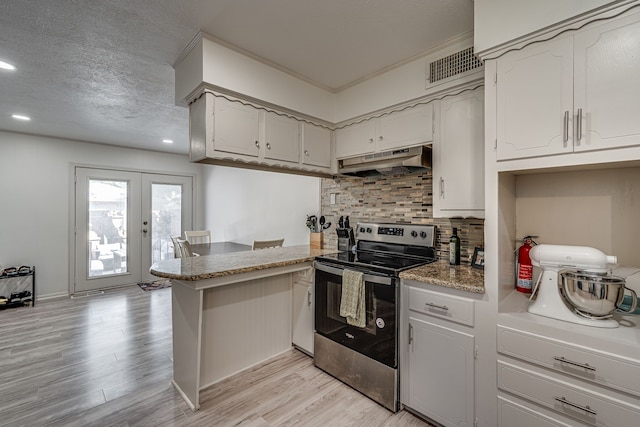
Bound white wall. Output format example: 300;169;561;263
515;167;640;266
0;131;203;299
474;0;618;53
202;165;320;247
175;36;336;121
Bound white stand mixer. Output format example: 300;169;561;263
528;244;620;328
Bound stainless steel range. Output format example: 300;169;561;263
313;222;437;412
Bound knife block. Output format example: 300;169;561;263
310;232;323;249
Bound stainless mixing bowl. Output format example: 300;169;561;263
560;270;638;319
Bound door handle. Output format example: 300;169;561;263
576;108;583;144
563;110;569;146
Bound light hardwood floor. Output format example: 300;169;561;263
0;285;434;426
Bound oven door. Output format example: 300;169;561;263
314;261;397;368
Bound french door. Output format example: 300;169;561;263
74;167;193;293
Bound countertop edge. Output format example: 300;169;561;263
149;246;340;282
400;260;485;294
149;256;316;281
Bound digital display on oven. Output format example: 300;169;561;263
378;227;403;236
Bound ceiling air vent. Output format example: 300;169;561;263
429;47;483;84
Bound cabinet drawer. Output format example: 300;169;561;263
497;325;640;397
498;395;581;427
408;287;474;326
497;360;640;427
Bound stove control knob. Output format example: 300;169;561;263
420;231;427;238
366;227;372;233
411;230;418;238
359;227;365;233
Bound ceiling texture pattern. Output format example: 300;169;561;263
0;0;473;154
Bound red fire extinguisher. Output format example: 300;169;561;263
516;236;537;293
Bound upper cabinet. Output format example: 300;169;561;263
496;37;573;160
496;9;640;161
302;123;332;169
190;93;334;177
335;120;376;159
335;103;434;159
213;98;261;158
264;111;299;164
433;87;485;218
573;12;640;152
378;104;434;152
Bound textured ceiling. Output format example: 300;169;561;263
0;0;474;155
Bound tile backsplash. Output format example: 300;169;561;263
319;170;484;265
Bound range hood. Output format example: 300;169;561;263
338;145;432;177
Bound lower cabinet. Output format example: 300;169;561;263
292;268;314;355
496;324;640;427
401;282;476;427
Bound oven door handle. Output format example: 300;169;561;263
314;261;394;286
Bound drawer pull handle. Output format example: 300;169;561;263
425;302;449;311
553;356;596;372
555;396;597;416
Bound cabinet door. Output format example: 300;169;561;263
377;103;434;151
335;120;376;159
264;111;300;163
213;97;260;157
573;11;640;152
496;36;574;160
292;281;314;355
408;317;474;427
434;88;484;218
302;123;332;168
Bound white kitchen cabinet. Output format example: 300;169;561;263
292;268;314;355
189;92;334;176
335;119;376;159
496;36;573;161
402;283;475;427
213;96;261;158
377;103;434;152
496;8;640;161
264;111;299;163
335;103;434;159
302;123;331;168
573;11;640;152
434;88;485;218
496;323;640;427
408;317;475;427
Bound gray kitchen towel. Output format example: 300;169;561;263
340;269;365;328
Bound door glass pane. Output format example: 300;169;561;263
88;179;128;277
151;183;182;264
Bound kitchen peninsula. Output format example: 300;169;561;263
150;245;338;410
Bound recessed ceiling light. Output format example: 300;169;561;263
0;61;16;71
12;114;31;121
162;139;173;144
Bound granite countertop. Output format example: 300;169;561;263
400;260;485;294
150;245;339;281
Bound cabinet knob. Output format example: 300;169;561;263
368;138;374;143
304;150;309;156
266;142;271;150
378;136;383;141
255;140;260;149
